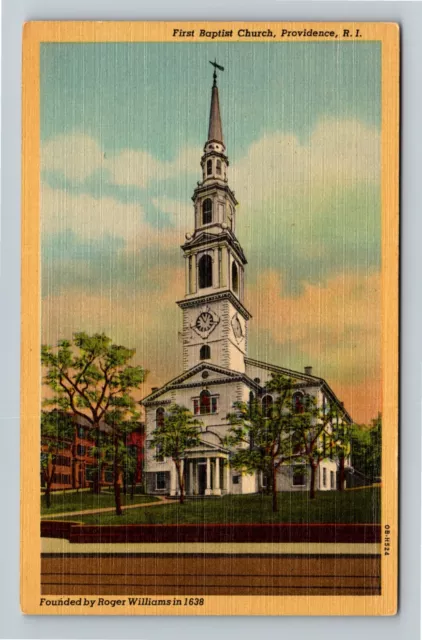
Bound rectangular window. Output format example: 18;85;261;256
232;475;240;485
193;399;200;415
292;466;306;486
105;470;113;483
156;445;164;462
322;467;327;487
211;397;218;414
76;444;85;456
330;470;335;489
156;472;167;490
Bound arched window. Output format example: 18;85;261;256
232;262;239;294
199;390;211;415
156;407;165;428
200;345;211;360
292;392;304;414
198;254;213;288
262;394;273;418
216;159;222;175
202;198;213;225
206;159;212;175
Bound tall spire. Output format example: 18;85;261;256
207;60;224;144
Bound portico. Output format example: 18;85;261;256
169;448;230;497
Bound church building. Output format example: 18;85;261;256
142;65;352;497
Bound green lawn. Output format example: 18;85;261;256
41;489;159;515
51;487;380;525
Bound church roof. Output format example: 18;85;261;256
208;83;224;144
244;357;352;423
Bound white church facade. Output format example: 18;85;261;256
142;66;352;497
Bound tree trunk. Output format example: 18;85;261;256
338;455;345;491
176;462;185;505
271;463;278;512
44;478;53;509
310;463;317;499
113;436;123;516
44;464;55;509
92;425;102;494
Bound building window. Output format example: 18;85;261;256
233;475;240;485
322;467;327;487
292;392;304;414
202;198;213;224
76;444;85;456
105;470;113;484
156;471;167;490
232;261;239;294
200;345;211;360
156;407;165;428
216;159;222;175
78;426;85;439
262;394;273;418
292;466;306;486
194;390;218;415
206;159;212;176
198;254;213;288
330;470;335;489
156;444;164;462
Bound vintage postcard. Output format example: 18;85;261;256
21;22;399;615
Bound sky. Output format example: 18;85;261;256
40;41;381;423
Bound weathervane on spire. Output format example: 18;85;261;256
209;59;224;86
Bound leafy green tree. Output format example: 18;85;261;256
225;374;301;512
41;332;147;514
149;404;202;504
41;410;74;508
350;414;382;482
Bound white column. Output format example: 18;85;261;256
189;461;194;496
212;249;219;289
179;460;184;496
170;464;177;496
185;256;189;294
205;457;212;495
214;457;221;495
225;462;230;494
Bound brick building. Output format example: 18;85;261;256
40;414;145;492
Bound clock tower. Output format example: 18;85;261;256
177;63;251;373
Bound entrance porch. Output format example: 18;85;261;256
169;453;229;497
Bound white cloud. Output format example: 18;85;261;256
41;183;145;242
42;134;105;182
41;132;200;188
230;118;380;209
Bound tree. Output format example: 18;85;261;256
41;332;147;514
40;410;74;508
149;404;202;504
350;414;382;482
225;374;301;512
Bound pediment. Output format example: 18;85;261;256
141;362;258;405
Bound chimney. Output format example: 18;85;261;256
304;366;313;376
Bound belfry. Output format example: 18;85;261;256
177;61;250;373
142;64;351;498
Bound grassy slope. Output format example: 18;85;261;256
41;490;159;515
51;487;380;525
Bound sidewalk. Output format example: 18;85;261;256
41;495;170;519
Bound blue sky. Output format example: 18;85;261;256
40;41;382;421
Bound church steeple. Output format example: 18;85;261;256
177;62;251;373
207;68;224;145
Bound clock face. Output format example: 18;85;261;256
231;313;244;342
195;311;214;333
191;306;220;339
